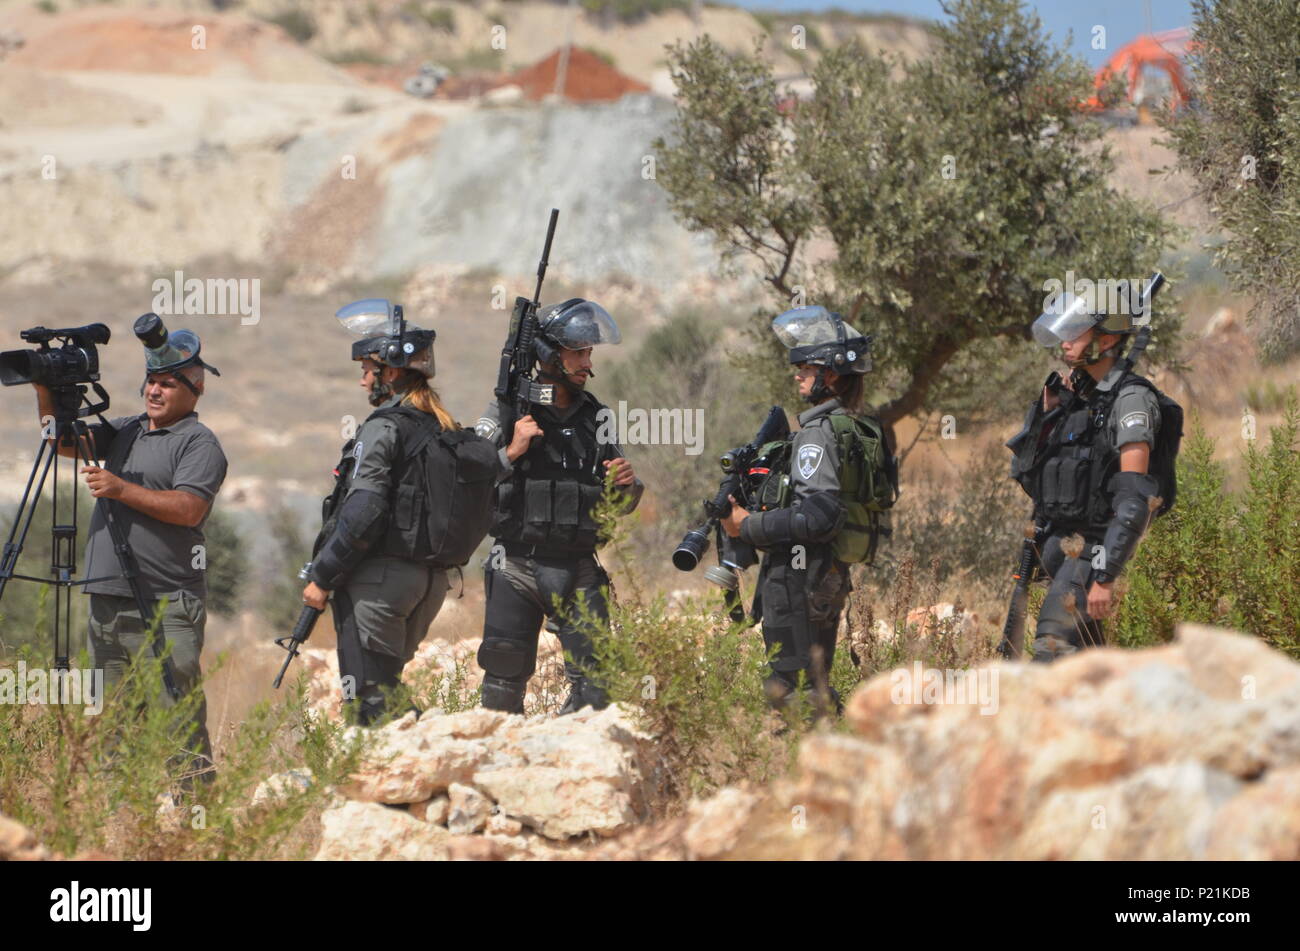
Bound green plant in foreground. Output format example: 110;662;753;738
1115;394;1300;656
580;473;799;801
0;638;371;859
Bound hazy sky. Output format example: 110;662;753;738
732;0;1196;68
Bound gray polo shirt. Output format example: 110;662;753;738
82;412;228;601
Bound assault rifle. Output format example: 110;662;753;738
493;208;560;445
273;562;322;688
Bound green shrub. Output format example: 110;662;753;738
0;489;94;658
1115;394;1300;656
874;434;1027;592
0;643;369;859
325;49;392;66
264;7;317;44
405;2;457;34
583;477;798;801
580;0;692;26
258;504;313;633
203;505;247;618
602;308;772;578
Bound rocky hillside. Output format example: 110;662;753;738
6;622;1293;861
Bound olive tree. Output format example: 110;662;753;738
655;0;1174;425
1164;0;1300;358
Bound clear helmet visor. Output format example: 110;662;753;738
144;329;203;372
771;306;867;350
1032;292;1098;348
337;298;397;337
541;300;621;349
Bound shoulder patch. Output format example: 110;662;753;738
797;444;824;481
1120;411;1149;430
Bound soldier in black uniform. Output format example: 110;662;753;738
1009;287;1165;661
473;298;643;715
302;299;475;725
721;306;876;715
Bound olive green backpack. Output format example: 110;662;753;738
828;412;899;563
751;412;900;564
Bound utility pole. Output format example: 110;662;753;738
554;0;578;100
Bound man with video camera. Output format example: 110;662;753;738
30;316;227;782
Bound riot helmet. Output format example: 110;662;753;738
533;298;620;390
1032;280;1146;367
337;298;436;406
772;306;872;374
337;298;436;377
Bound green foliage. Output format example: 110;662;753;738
34;0;58;14
325;49;393;66
876;435;1027;591
258;504;313;632
0;646;370;859
263;7;318;44
602;308;770;563
1115;396;1300;657
380;650;483;723
592;594;796;798
203;505;246;618
1163;0;1300;358
1241;378;1295;415
404;2;457;34
586;470;798;798
0;488;93;658
655;0;1175;425
0;492;245;651
580;0;692;26
582;46;618;68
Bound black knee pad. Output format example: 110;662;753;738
477;634;535;680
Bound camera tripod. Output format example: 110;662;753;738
0;381;181;700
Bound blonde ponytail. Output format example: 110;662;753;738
399;376;459;431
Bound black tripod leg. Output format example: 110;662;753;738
72;423;182;702
0;436;56;601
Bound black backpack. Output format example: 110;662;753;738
375;406;499;567
317;407;498;569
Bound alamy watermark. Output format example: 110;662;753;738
151;269;261;326
596;401;705;456
1041;271;1156;323
889;661;999;715
0;661;103;715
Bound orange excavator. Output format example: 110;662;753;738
1086;27;1193;120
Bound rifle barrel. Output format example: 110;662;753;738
533;208;559;304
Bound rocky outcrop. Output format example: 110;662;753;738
301;635;565;723
313;704;659;861
602;623;1300;860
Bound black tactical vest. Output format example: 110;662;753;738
1015;376;1156;531
491;396;607;554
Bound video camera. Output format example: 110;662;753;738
0;324;111;389
672;405;791;591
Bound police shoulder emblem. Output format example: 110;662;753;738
1120;412;1149;430
797;444;824;481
